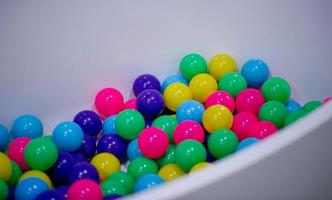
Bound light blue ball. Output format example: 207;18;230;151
241;59;269;88
102;115;117;135
237;138;259;151
176;100;205;123
15;177;49;200
0;124;9;151
134;174;164;192
127;139;143;161
52;121;84;152
161;75;188;92
11;115;43;139
285;99;302;113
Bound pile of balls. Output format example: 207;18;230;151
0;53;331;200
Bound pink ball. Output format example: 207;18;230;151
173;120;205;144
205;91;235;112
124;98;137;110
95;88;124;118
68;179;103;200
138;127;169;159
247;121;278;140
323;96;332;105
231;112;258;141
8;137;31;170
235;88;265;115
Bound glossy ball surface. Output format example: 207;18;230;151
163;83;192;111
175;140;206;172
11;115;43;139
7;137;31;170
97;135;126;159
76;134;96;159
115;109;145;140
180;53;207;81
67;179;103;200
161;75;188;92
73;110;102;136
134;174;164;192
68;162;99;183
0;125;9;151
285;99;302;113
15;177;49;200
208;54;237;81
189;73;218;103
247;121;278;139
127;139;143;161
100;179;127;196
284;109;307;126
90;153;120;181
102;115;117;135
231;112;258;141
124;98;137;110
95;88;124;117
0;152;12;181
176;100;204;123
235;88;265;115
173;120;205;144
303;100;322;113
137;89;165;119
208;129;239;159
236;138;259;151
261;77;291;103
218;72;247;98
107;172;135;194
133;74;161;96
52;121;84;152
158;164;184;182
127;157;158;180
241;59;269;88
50;152;75;184
205;91;235;112
138;127;169;159
202;105;233;133
152;115;178;143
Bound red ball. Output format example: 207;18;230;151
247;121;277;140
94;88;124;118
68;179;103;200
8;137;31;170
205;91;235;112
173;120;205;144
138;127;169;159
235;88;265;115
231;112;258;141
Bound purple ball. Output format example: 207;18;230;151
70;152;86;163
55;186;68;200
104;194;122;200
50;152;75;185
137;89;165;119
67;162;99;183
133;74;161;96
73;110;102;136
97;135;127;159
36;190;65;200
76;134;96;159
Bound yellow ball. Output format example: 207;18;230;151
208;54;237;81
203;105;233;133
91;153;120;181
163;83;192;111
189;74;218;103
158;164;185;182
19;170;52;188
190;162;213;173
0;152;12;181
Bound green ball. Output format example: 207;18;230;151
208;129;238;159
128;157;158;180
261;77;291;103
24;137;58;171
180;53;207;81
303;100;322;113
259;101;288;128
175;140;206;172
107;172;135;194
100;179;127;196
0;179;8;200
152;116;178;143
7;161;22;186
155;144;176;168
115;109;145;140
284;109;307;126
218;72;247;98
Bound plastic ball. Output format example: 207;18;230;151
175;140;206;172
73;110;102;136
137;89;165;119
127;139;143;161
100;180;127;196
127;157;158;180
133;74;161;96
68;162;99;183
71;152;86;163
0;179;8;200
237;138;260;151
97;135;126;159
190;162;213;173
15;177;49;200
0;125;9;151
52;121;84;152
50;152;75;185
104;194;122;200
0;152;12;181
161;75;188;92
138;127;169;159
152;115;178;143
76;134;96;159
235;88;265;115
11;115;43;139
176;100;205;123
259;101;288;128
247;121;278;139
208;54;237;81
7;161;23;186
90;153;120;181
107;172;135;194
285;99;302;113
134;174;164;192
189;73;218;103
67;179;103;200
205;91;235;112
303;100;322;113
218;72;247;98
261;77;291;103
180;53;207;81
19;170;52;188
241;59;269;88
163;82;193;111
231;112;258;141
115;109;145;140
102;115;117;135
95;88;124;117
173;120;205;144
24;137;58;171
284;109;307;126
7;137;31;170
208;129;239;159
202;105;233;133
155;144;176;168
323;96;332;104
55;186;68;200
124;98;137;110
158;164;184;182
36;190;65;200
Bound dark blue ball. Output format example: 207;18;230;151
97;135;127;159
55;186;68;200
76;134;96;159
73;110;102;136
137;89;165;119
104;194;122;200
70;152;87;163
36;190;65;200
50;152;75;185
133;74;161;96
67;162;99;183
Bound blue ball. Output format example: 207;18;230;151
285;99;302;113
0;124;9;151
237;138;259;151
137;89;165;119
76;134;96;159
70;152;87;163
145;119;153;128
134;174;164;192
97;135;126;159
54;186;68;200
176;100;205;123
15;177;49;200
241;59;269;88
36;190;65;200
11;115;43;139
161;75;188;92
133;74;161;96
104;194;122;200
73;110;102;136
50;152;75;185
52;121;84;152
102;115;117;135
127;139;142;161
68;162;99;183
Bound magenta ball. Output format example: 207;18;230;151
138;127;169;159
235;88;265;115
205;91;235;112
173;120;205;144
95;88;124;118
124;98;137;110
67;179;103;200
7;137;31;170
248;121;278;139
231;112;258;141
